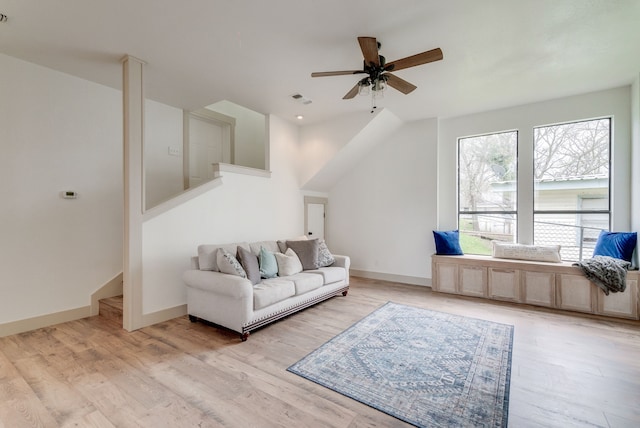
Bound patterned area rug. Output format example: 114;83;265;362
288;302;513;427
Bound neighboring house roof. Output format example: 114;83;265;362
491;175;608;192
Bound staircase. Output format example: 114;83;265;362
99;296;123;325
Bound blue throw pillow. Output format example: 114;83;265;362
592;231;637;262
258;246;278;278
433;230;464;255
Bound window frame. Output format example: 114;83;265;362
531;117;612;261
457;130;519;254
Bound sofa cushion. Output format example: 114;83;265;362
286;239;320;270
237;246;260;285
317;239;335;267
258;246;279;279
274;248;303;276
216;248;247;278
282;272;324;295
249;240;280;256
254;279;296;309
198;243;248;271
305;266;346;284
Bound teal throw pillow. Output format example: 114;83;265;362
259;246;278;278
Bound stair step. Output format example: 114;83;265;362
99;295;123;324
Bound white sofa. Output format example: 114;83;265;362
183;240;350;340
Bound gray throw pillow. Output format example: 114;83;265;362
286;239;320;270
237;246;261;285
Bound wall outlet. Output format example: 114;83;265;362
168;146;182;156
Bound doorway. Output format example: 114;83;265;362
304;196;328;241
183;109;235;189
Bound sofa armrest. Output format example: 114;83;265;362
332;255;350;270
182;270;252;299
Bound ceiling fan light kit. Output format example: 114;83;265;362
312;36;443;112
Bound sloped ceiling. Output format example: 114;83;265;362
301;109;403;192
1;1;640;125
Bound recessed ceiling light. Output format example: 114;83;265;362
296;115;304;120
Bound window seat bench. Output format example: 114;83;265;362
431;254;639;320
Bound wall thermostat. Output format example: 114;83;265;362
62;191;78;199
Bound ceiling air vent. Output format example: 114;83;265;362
291;93;312;105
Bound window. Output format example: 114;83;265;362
458;131;518;255
533;118;611;261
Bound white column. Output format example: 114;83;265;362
122;55;146;331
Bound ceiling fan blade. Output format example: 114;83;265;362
385;73;417;94
343;83;360;99
358;36;380;67
385;48;443;72
311;70;365;77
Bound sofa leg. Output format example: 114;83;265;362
241;332;250;342
188;315;198;323
342;290;349;296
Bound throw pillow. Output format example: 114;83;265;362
274;248;303;276
492;241;562;263
237;246;260;285
277;235;308;253
258;246;279;279
316;239;335;267
286;239;320;270
216;248;247;278
433;230;464;255
592;230;637;262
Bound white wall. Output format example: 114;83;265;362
0;53;123;323
145;100;184;208
438;86;633;242
141;115;303;314
206;100;266;170
298;111;381;187
327;118;438;282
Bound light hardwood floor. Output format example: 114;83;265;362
1;277;639;427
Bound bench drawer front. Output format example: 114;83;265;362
459;265;487;297
433;263;458;293
557;274;595;313
488;268;520;302
596;279;639;319
522;271;555;307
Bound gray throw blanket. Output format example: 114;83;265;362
572;256;630;295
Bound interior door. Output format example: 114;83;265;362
307;203;325;240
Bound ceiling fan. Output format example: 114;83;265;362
311;36;443;100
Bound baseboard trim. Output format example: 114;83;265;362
0;305;91;338
141;304;188;328
91;272;124;316
1;273;124;337
350;269;432;287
